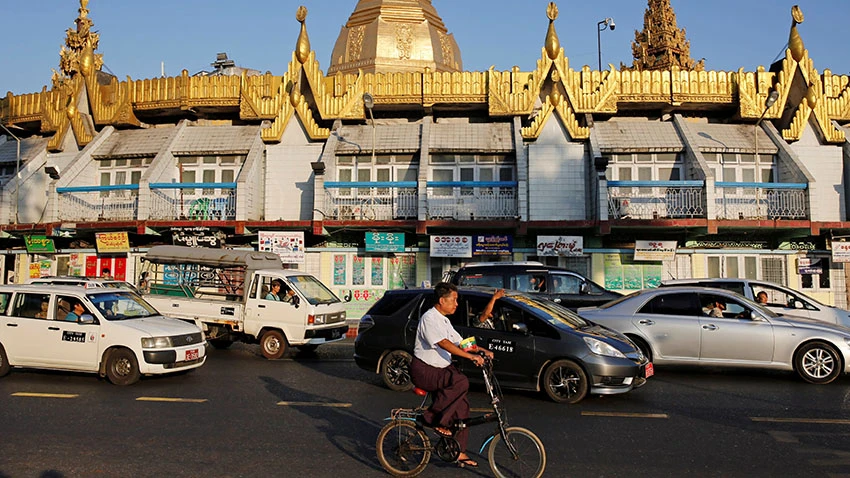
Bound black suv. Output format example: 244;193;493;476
444;263;621;310
354;287;650;404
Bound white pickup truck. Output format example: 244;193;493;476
0;284;206;385
141;246;348;359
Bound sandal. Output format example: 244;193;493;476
434;426;453;437
457;457;478;468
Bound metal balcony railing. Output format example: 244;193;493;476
149;182;237;220
426;181;518;220
323;182;418;220
715;182;808;220
56;185;140;221
608;181;706;219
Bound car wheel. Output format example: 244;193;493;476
628;335;653;362
542;359;588;404
795;341;842;384
0;343;10;377
381;350;414;392
260;330;288;360
209;339;234;350
105;348;141;386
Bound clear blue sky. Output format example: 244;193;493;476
2;0;848;96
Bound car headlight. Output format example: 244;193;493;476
141;336;172;348
314;314;326;325
584;337;625;358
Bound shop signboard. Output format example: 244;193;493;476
634;240;678;262
798;257;823;274
259;231;305;264
24;235;56;253
536;236;583;256
831;241;850;263
95;232;130;253
365;232;405;253
171;226;225;248
431;235;472;258
472;235;512;256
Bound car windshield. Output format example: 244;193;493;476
509;295;590;329
88;291;160;321
289;275;340;305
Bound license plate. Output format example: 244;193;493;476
185;349;199;361
644;362;654;378
330;328;342;339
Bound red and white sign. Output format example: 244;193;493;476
634;240;678;262
831;241;850;263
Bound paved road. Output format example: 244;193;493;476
2;340;849;478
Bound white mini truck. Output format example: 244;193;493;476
0;284;207;385
141;246;348;359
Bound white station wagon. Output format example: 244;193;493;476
0;285;207;385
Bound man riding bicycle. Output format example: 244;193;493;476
410;282;494;469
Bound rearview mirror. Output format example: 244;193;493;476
512;323;529;335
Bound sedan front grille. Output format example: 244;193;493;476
171;332;203;346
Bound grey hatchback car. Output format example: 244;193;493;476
578;286;850;384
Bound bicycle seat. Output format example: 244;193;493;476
413;387;428;396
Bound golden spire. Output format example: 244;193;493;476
57;0;103;85
544;3;560;61
788;5;805;62
295;6;311;64
628;0;704;71
327;0;462;75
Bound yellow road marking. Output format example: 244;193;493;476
136;397;208;403
751;417;850;425
276;401;352;407
582;411;669;419
12;392;78;399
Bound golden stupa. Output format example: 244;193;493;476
327;0;462;75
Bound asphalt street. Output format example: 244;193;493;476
1;339;849;478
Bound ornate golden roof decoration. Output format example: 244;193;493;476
627;0;704;72
295;6;311;65
544;3;560;61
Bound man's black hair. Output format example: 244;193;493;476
434;282;457;299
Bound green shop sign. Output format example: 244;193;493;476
25;235;56;253
365;232;405;252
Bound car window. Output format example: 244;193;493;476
551;274;582;294
638;292;702;316
0;292;11;315
368;293;420;316
756;284;817;311
11;293;51;319
699;281;745;296
512;274;547;294
698;293;750;319
497;302;557;339
457;273;504;288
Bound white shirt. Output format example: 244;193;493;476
414;306;463;368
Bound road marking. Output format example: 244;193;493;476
751;417;850;425
136;397;208;403
276;401;352;408
11;392;78;399
582;411;669;419
471;408;492;413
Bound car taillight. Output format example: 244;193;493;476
358;316;375;334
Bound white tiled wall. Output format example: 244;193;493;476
793;125;845;222
527;119;588;221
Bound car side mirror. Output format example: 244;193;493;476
580;282;590;294
292;295;301;308
80;314;96;325
512;323;529;335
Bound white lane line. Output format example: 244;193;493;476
11;392;79;399
751;417;850;425
277;401;352;408
582;411;669;419
136;397;208;403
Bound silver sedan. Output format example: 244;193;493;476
578;286;850;384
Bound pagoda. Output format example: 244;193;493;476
628;0;704;71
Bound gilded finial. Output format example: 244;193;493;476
789;5;805;62
545;2;560;60
295;6;311;64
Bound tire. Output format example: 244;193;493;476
296;344;319;353
209;339;234;350
376;420;431;477
381;350;414;392
105;348;141;386
0;343;10;377
542;359;588;404
488;427;547;478
629;335;652;362
260;330;288;360
794;341;842;384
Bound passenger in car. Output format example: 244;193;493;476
475;289;505;329
35;300;49;319
704;300;726;318
756;291;768;305
65;300;87;322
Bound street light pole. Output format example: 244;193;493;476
0;123;21;224
755;90;780;217
597;17;615;71
363;93;376;163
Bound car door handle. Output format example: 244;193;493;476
6;323;17;327
258;304;266;309
638;320;655;325
702;324;718;331
48;326;60;331
171;303;180;307
553;298;561;303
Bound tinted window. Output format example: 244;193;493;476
0;292;10;315
551;274;582;294
367;293;420;316
12;293;51;319
699;281;745;296
457;273;504;288
639;292;701;316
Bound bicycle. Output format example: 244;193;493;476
376;355;546;477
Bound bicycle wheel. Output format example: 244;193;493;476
488;426;546;478
376;420;431;477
